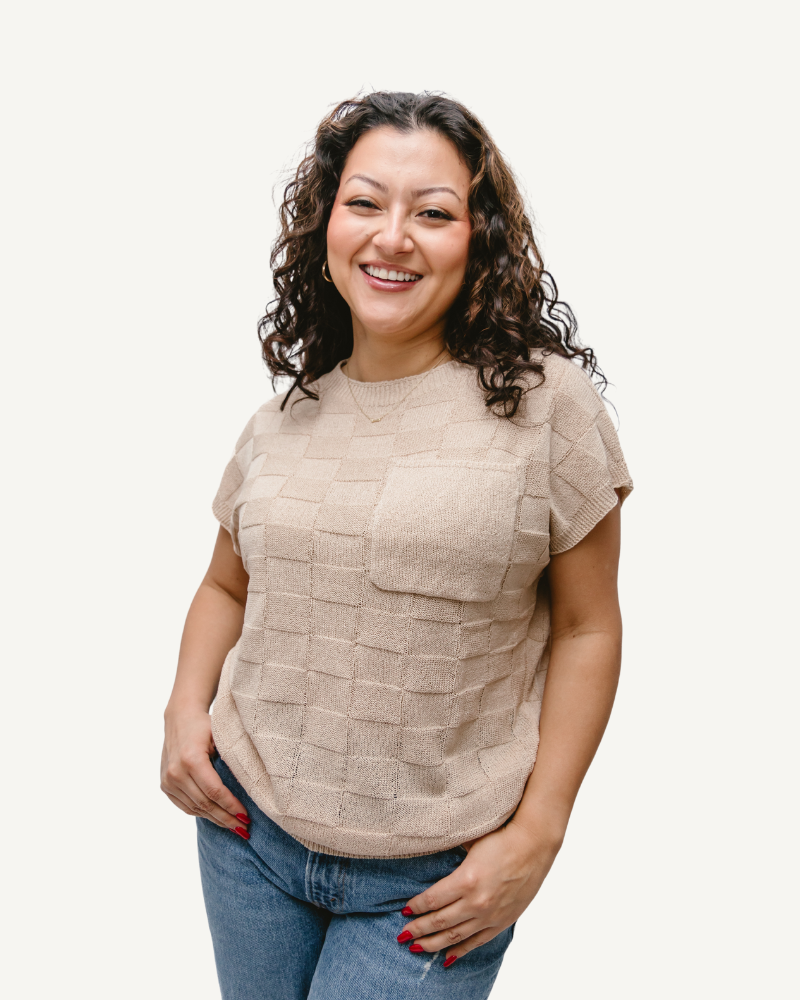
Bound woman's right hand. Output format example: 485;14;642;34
161;709;251;835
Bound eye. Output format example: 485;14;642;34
419;208;453;221
345;198;378;209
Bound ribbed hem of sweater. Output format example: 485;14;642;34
288;833;454;860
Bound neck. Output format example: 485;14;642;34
343;321;450;383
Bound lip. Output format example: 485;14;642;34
358;262;423;293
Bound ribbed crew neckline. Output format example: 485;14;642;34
323;357;461;407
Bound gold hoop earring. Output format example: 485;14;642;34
322;260;333;283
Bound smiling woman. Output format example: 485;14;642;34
161;91;633;1000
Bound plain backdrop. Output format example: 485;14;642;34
1;1;797;997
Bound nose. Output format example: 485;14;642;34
373;206;413;257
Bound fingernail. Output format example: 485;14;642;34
444;955;458;968
236;813;250;824
233;826;250;840
409;943;424;954
397;930;413;943
401;906;414;916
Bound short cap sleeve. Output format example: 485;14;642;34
547;359;633;554
211;413;258;556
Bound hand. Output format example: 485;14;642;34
397;820;561;966
160;709;251;836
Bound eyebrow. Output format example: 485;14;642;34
344;174;462;203
411;185;461;201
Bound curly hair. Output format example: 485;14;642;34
258;91;604;418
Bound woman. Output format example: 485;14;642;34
161;91;633;999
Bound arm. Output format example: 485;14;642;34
160;525;252;831
397;497;624;965
509;493;622;846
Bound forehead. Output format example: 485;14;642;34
342;127;471;191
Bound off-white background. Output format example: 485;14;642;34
1;1;797;997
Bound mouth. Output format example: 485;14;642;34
359;263;423;291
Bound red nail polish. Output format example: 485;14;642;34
444;955;458;968
236;813;250;823
409;943;424;954
401;906;414;916
397;930;413;943
233;826;250;840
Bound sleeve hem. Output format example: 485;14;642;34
550;481;629;555
212;494;234;530
211;495;240;556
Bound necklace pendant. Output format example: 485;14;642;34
371;418;380;423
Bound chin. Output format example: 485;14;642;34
357;310;420;336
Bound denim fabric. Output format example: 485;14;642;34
197;753;515;999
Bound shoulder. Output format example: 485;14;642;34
229;391;289;454
545;352;605;417
536;349;598;395
512;351;602;426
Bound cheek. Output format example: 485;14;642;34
327;208;364;262
431;229;471;286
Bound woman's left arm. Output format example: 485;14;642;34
399;496;624;965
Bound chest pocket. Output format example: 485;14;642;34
368;457;524;603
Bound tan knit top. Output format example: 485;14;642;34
210;351;633;858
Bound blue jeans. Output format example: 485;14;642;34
197;754;515;999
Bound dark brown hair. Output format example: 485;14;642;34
258;91;603;417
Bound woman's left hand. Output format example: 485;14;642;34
397;819;561;965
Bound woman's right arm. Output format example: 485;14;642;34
161;525;251;829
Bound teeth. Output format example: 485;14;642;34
364;265;421;281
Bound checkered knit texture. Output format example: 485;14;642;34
210;351;633;858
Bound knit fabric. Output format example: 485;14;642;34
210;352;633;858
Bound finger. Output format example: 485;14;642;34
163;781;226;827
401;871;465;918
164;785;249;840
440;927;504;967
162;757;248;830
179;771;247;829
190;756;250;824
399;899;471;943
406;917;484;954
163;789;200;817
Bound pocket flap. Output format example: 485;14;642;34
368;457;523;603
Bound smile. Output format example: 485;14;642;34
359;263;422;288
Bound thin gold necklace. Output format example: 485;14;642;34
342;350;449;424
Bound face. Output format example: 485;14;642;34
326;126;472;347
